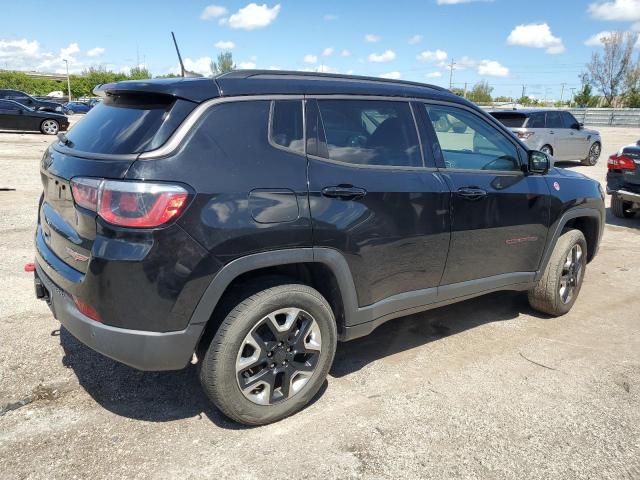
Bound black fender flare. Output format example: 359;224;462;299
534;207;603;282
188;247;360;328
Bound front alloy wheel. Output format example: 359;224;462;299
583;142;600;166
41;119;59;135
559;244;583;304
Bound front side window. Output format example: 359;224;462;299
561;111;578;128
424;104;520;171
270;100;304;154
316;99;422;167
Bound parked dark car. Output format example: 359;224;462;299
0;89;64;113
63;101;92;114
606;140;640;218
490;109;602;166
33;71;604;425
0;99;69;134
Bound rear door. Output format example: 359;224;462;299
421;102;549;286
307;97;451;307
0;100;19;130
545;111;566;159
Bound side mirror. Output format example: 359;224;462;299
528;150;550;174
571;122;582;130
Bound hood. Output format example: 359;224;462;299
582;127;600;136
549;166;590;180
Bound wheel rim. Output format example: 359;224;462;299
236;307;322;405
589;143;600;163
559;244;583;304
42;120;58;134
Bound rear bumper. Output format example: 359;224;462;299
608;189;640;204
35;263;204;371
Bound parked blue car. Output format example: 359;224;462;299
63;102;92;114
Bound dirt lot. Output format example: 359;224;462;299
1;122;639;479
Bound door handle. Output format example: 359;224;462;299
321;185;367;200
549;130;555;134
456;187;487;200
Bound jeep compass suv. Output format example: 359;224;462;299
34;71;604;425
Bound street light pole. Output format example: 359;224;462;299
63;59;71;102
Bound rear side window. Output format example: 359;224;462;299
490;112;527;128
64;94;193;155
526;113;545;128
269;100;304;154
546;111;563;129
316;99;422;167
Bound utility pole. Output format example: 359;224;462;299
463;82;468;99
63;59;71;101
559;83;566;105
521;84;526;101
448;59;455;89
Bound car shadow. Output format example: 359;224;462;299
60;291;541;428
605;207;639;229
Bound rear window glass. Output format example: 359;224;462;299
270;100;304;154
64;94;190;155
489;112;527;128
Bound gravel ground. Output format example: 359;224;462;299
0;121;639;479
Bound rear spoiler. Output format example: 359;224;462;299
93;78;221;103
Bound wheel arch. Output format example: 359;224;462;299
191;248;359;355
535;207;603;282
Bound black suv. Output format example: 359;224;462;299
0;89;64;113
606;140;640;218
33;71;604;425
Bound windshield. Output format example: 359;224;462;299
490;112;527;128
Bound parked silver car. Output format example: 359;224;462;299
490;109;602;166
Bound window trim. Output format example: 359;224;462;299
420;99;526;175
267;99;306;157
308;96;428;171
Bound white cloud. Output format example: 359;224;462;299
380;71;401;79
507;23;565;54
408;34;423;45
477;59;509;77
0;38;40;60
60;42;80;59
322;47;334;56
368;50;396;63
86;47;105;57
237;61;257;69
228;3;281;30
365;34;380;43
588;0;640;21
323;14;337;21
417;49;447;62
437;0;494;3
317;65;339;73
584;31;615;46
215;40;236;49
201;5;228;20
303;54;318;64
341;49;351;57
171;57;213;76
426;71;442;78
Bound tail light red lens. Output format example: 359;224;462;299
70;178;189;228
516;131;535;140
73;296;102;322
607;154;636;170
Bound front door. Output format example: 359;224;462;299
421;102;550;286
306;98;451;307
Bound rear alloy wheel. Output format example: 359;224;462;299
582;142;600;166
611;193;636;218
40;119;59;135
528;229;587;316
540;145;553;156
200;283;337;425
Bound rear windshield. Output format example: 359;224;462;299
64;94;193;155
489;112;527;128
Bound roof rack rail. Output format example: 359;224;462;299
216;69;448;92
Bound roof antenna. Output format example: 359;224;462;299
171;32;202;78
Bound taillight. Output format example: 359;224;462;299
70;178;100;210
516;131;535;140
607;154;636;170
70;178;189;228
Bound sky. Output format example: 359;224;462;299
2;0;640;100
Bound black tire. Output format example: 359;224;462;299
200;282;337;425
528;229;587;316
540;145;553;156
611;193;636;218
581;142;601;166
40;119;59;135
